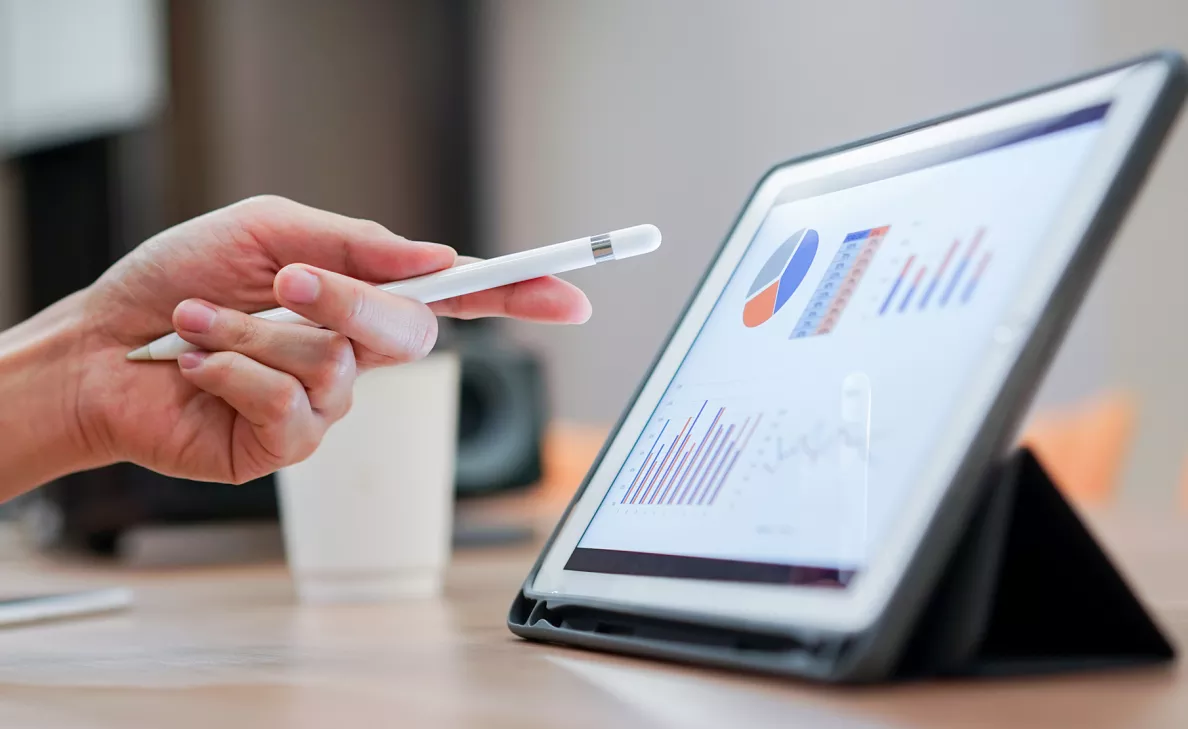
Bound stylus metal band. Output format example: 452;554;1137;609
590;234;615;261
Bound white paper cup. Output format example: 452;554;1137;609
277;351;460;603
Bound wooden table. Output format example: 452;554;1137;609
0;508;1185;728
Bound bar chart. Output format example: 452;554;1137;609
877;226;990;316
621;401;762;507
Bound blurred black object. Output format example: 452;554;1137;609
10;0;546;555
11;135;278;554
453;330;546;498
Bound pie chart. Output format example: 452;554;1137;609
743;228;818;327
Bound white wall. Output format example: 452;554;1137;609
0;0;164;154
482;0;1186;502
1088;0;1188;501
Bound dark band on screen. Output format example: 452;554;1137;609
770;102;1111;207
566;547;856;587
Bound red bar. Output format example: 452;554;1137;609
624;451;657;504
661;439;699;505
972;250;992;279
898;265;927;312
624;419;669;503
657;445;693;504
633;442;668;504
879;254;916;315
648;424;693;504
668;408;723;503
672;409;724;503
652;402;706;503
678;424;724;504
918;239;960;309
960;251;993;303
708;416;761;504
689;424;735;505
707;450;742;505
970;225;986;253
639;417;691;504
697;440;736;505
630;443;666;504
664;440;698;504
699;416;752;505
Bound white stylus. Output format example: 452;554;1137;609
127;223;662;361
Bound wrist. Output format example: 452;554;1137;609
0;291;108;500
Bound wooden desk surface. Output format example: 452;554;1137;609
0;509;1185;729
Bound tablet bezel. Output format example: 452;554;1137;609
528;57;1174;636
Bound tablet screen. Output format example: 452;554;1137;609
566;103;1110;587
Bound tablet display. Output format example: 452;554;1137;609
566;102;1109;587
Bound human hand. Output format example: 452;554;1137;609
62;196;590;484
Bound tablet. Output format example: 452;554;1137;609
512;53;1186;679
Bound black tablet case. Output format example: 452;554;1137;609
508;51;1188;684
510;449;1174;682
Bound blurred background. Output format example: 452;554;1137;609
0;0;1185;555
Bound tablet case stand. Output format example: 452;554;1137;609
509;447;1176;683
894;447;1173;679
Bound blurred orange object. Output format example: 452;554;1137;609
539;421;610;505
538;395;1138;513
1180;454;1188;511
1019;392;1138;505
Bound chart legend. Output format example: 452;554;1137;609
791;226;889;338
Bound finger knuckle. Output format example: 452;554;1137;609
312;334;356;391
231;315;261;351
240;194;294;217
284;426;324;466
358;218;394;240
344;287;368;328
203;352;236;386
317;391;354;425
264;383;306;423
331;388;355;422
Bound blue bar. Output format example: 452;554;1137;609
654;401;706;504
625;419;668;503
961;276;981;303
878;278;904;315
898;276;921;312
940;258;970;306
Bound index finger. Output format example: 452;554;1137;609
427;257;592;323
223;195;457;283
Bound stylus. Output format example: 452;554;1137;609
127;224;662;361
0;588;133;628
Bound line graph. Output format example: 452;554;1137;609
759;423;873;473
737;403;875;563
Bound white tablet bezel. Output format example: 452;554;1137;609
530;59;1171;635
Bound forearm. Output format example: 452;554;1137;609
0;291;102;500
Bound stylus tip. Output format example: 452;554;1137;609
126;346;153;361
608;224;662;260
